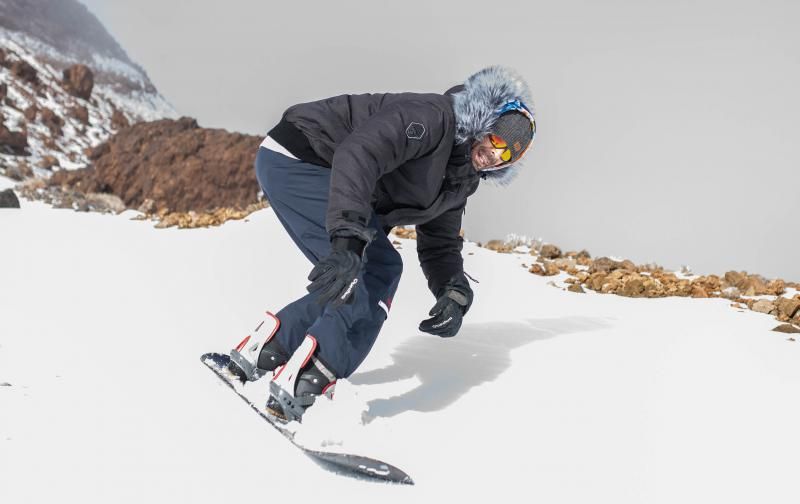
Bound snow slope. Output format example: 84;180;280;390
1;184;799;503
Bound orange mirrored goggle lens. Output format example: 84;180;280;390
488;134;513;162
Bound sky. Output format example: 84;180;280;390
80;0;800;281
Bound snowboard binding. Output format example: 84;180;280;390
228;311;289;383
266;335;337;423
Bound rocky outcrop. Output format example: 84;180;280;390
0;122;28;154
0;3;176;179
9;58;38;85
67;104;89;125
0;188;20;208
470;234;800;333
49;117;263;214
62;64;93;100
39;107;64;137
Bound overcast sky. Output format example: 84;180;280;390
81;0;800;281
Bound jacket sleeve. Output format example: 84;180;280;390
415;202;466;297
326;100;447;244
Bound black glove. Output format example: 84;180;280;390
418;274;473;338
307;235;367;307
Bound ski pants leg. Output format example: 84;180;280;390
254;147;402;378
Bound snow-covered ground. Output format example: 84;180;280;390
1;181;799;503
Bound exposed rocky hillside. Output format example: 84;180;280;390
50;116;263;211
0;0;176;179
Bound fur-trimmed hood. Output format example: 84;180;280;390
445;65;536;187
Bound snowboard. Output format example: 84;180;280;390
201;352;413;485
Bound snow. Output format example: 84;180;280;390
1;182;799;502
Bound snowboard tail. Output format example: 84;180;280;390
201;352;413;485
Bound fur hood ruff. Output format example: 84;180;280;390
447;65;535;187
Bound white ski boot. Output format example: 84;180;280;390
228;311;289;383
266;335;337;423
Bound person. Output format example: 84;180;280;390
228;65;536;422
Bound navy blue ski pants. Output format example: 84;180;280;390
254;147;403;378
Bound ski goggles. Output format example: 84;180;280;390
488;133;514;162
482;99;537;172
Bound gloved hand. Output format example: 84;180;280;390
307;235;367;307
418;274;473;338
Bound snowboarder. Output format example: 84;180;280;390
228;65;536;422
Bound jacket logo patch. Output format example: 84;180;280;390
405;122;426;140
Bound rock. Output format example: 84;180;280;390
543;261;560;276
62;64;94;100
751;300;776;314
38;155;60;170
0;124;28;154
721;286;741;299
0;82;6;101
85;193;126;214
0;189;21;208
540;244;562;259
589;257;622;273
11;59;38;85
772;324;800;334
553;257;577;271
23;105;37;122
3;160;33;180
110;108;129;130
766;279;786;296
567;284;585;293
775;297;800;319
40;108;64;137
690;285;709;298
48;117;262;214
621;276;645;297
485;239;513;253
137;198;157;214
528;264;545;276
68;105;89;125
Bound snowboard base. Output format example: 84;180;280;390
201;352;413;485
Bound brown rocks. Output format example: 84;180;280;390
751;300;776;314
38;155;60;170
772;324;800;334
68;105;89;125
544;261;560;276
540;244;562;259
0;124;28;154
49;116;263;214
391;226;417;240
3;160;33;180
775;297;800;321
0;83;6;101
528;264;545;275
62;64;94;100
110;108;129;130
11;59;38;85
0;189;21;208
588;257;636;274
40;108;64;137
529;261;559;276
485;240;514;253
23;105;38;122
150;202;267;229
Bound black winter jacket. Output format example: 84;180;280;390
266;66;534;297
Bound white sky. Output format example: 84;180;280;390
79;0;800;281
